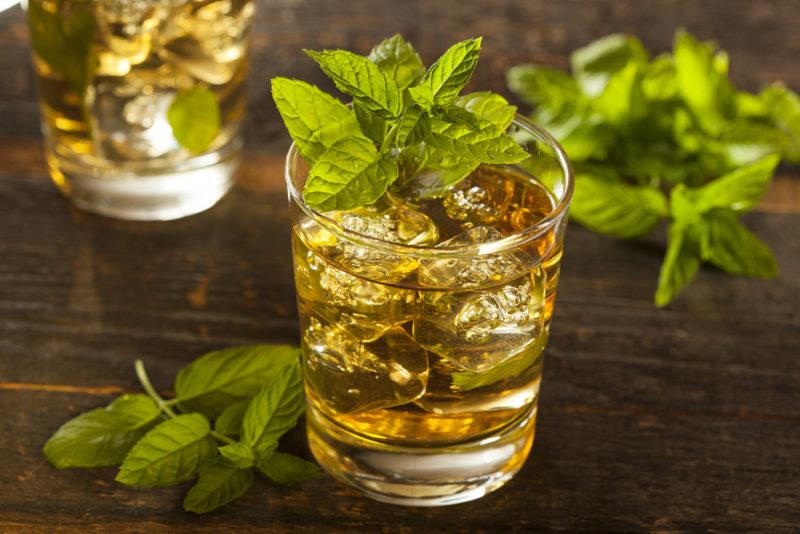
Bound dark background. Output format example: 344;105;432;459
1;1;799;532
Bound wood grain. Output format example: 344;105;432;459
0;0;799;531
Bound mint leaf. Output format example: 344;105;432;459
43;394;161;469
175;345;300;418
305;49;402;119
415;37;482;104
28;0;95;94
218;442;256;469
453;331;548;391
395;105;429;146
241;361;305;457
214;398;250;438
167;87;221;154
506;64;581;110
593;63;644;124
641;54;679;102
760;83;800;162
570;33;648;96
271;78;361;162
257;452;321;486
303;136;399;211
694;155;779;213
700;210;778;278
368;34;425;90
456;92;517;130
424;116;528;164
673;30;735;134
116;413;216;487
404;153;479;198
183;457;254;514
570;172;667;239
353;102;388;144
719;121;787;166
655;223;702;307
408;84;435;112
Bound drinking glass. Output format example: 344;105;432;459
27;0;255;220
286;115;573;506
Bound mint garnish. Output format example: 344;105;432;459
167;86;221;154
272;35;527;211
43;345;316;514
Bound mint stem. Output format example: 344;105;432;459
134;359;179;419
380;122;399;153
210;431;237;446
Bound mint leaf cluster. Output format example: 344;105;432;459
43;346;319;515
272;34;527;211
508;30;798;306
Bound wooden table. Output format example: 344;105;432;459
1;1;799;531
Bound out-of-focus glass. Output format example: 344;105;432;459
286;115;574;506
26;0;255;220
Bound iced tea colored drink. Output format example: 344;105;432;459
27;0;254;219
276;36;573;505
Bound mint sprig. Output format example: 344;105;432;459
508;29;796;306
43;345;318;515
272;35;526;211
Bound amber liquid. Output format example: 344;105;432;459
294;165;562;448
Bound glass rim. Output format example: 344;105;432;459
284;113;574;259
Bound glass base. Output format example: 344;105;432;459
307;403;537;507
45;139;241;221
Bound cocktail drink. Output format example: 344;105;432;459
27;0;255;220
288;122;570;505
277;36;573;505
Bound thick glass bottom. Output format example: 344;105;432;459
307;402;537;507
44;138;241;221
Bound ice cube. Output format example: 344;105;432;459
441;166;516;229
303;318;429;414
157;1;255;85
93;0;183;65
298;203;438;284
414;227;546;372
293;232;414;341
87;73;187;161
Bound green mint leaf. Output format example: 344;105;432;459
456;91;517;130
694;154;780;214
673;30;736;134
183;457;254;514
655;223;702;307
408;84;435;112
218;442;256;469
453;331;548;391
570;172;667;239
167;87;221;154
700;210;778;278
415;37;482;104
435;104;483;131
641;54;679;102
174;345;300;418
760;83;800;162
305;49;402;119
506;64;581;111
423;116;529;164
736;90;769;119
593;63;644;124
368;34;425;90
116;413;216;487
570;34;648;96
353;102;388;144
28;0;95;94
395;105;429;146
43;394;161;469
718;121;787;167
214;398;250;438
303;136;399;211
407;155;480;198
241;360;305;457
257;452;322;486
271;77;361;163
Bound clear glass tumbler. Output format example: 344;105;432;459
286;115;573;506
26;0;255;220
